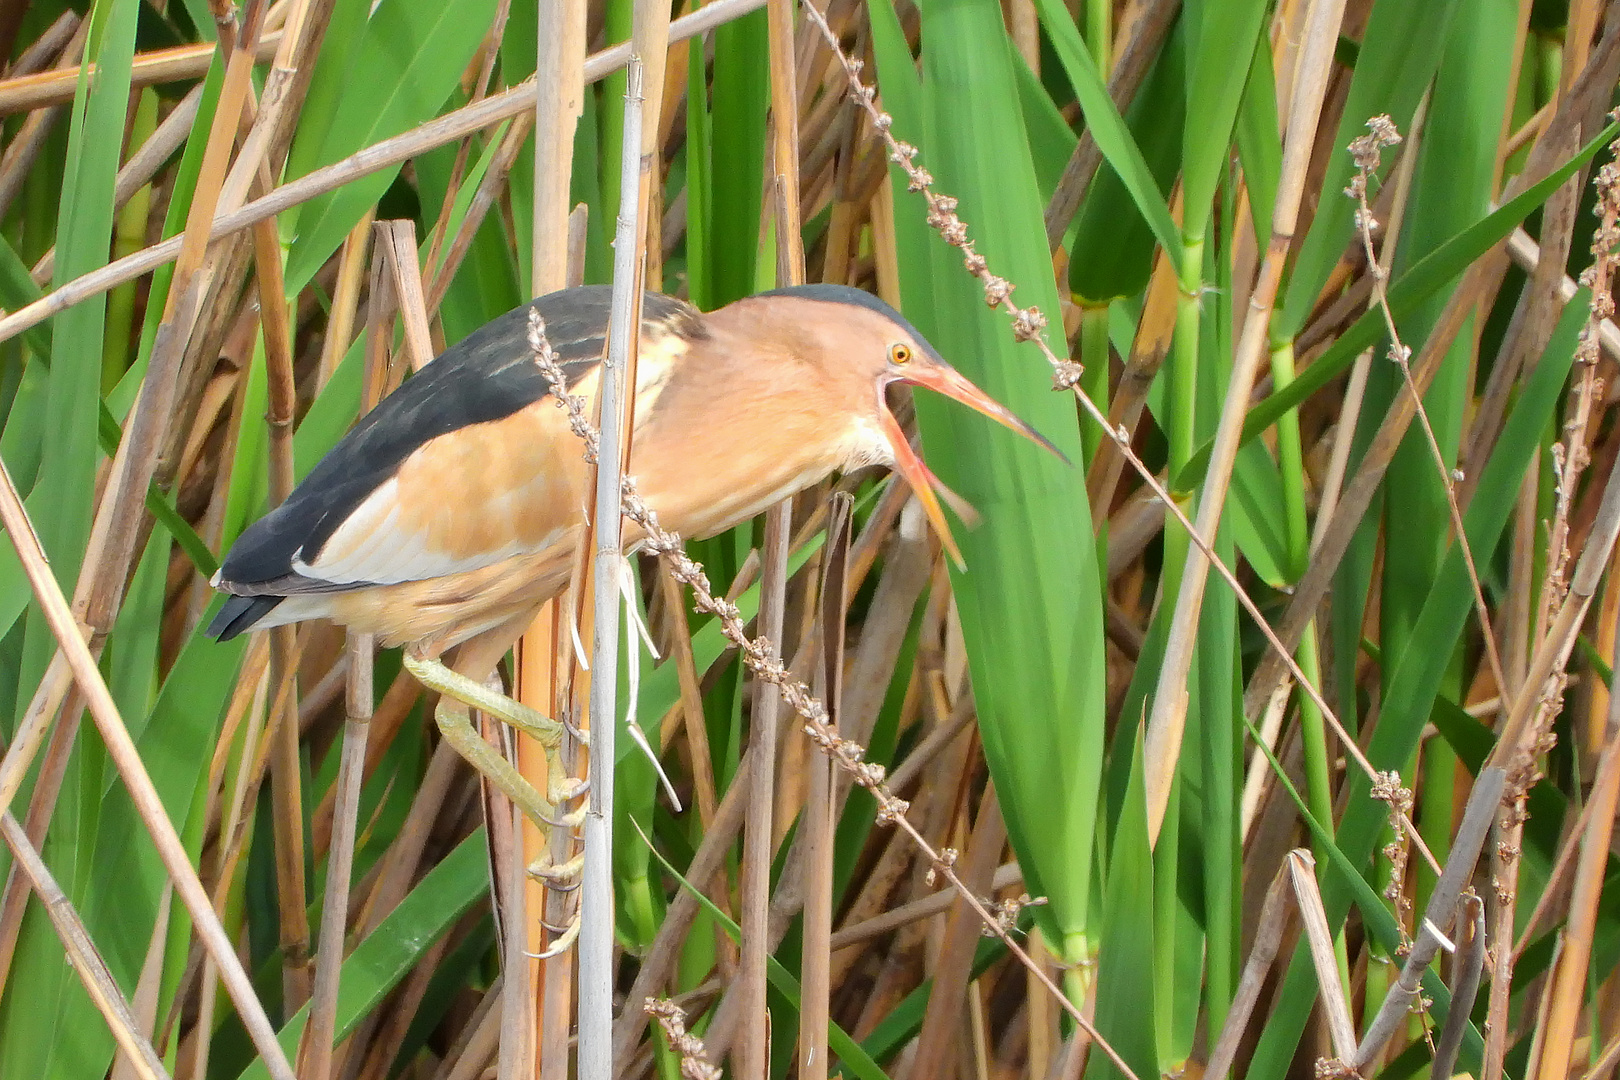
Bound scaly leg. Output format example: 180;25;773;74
403;652;588;948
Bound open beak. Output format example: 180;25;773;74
879;365;1067;568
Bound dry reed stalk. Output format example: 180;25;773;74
307;663;417;857
731;4;810;1073
0;0;772;349
299;632;375;1080
797;493;850;1080
658;567;720;826
354;739;464;936
4;10;79;78
578;54;649;1080
318;214;376;388
0;30;284;116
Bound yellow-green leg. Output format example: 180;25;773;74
403;652;588;952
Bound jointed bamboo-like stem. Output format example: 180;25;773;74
524;2;587;1074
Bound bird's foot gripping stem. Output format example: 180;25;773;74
403;653;590;955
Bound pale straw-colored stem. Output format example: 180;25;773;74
577;56;644;1080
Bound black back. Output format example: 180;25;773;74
214;288;704;595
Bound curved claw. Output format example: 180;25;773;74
524;913;583;965
534;800;587;829
526;915;581;960
562;712;592;745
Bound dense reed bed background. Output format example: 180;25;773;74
0;0;1619;1078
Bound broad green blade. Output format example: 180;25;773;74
877;0;1107;973
1084;729;1157;1080
1179;0;1267;240
0;2;140;1072
1069;24;1185;304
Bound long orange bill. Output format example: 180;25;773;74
880;366;1065;568
902;364;1069;464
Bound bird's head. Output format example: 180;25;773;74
756;285;1065;565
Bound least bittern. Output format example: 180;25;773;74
209;283;1059;946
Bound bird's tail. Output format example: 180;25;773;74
207;595;284;640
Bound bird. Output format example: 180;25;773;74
208;282;1060;944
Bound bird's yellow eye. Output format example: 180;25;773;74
889;343;912;365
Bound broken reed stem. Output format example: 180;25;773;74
799;0;1442;877
1347;115;1510;706
522;312;1142;1080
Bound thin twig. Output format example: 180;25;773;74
1347;115;1510;704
